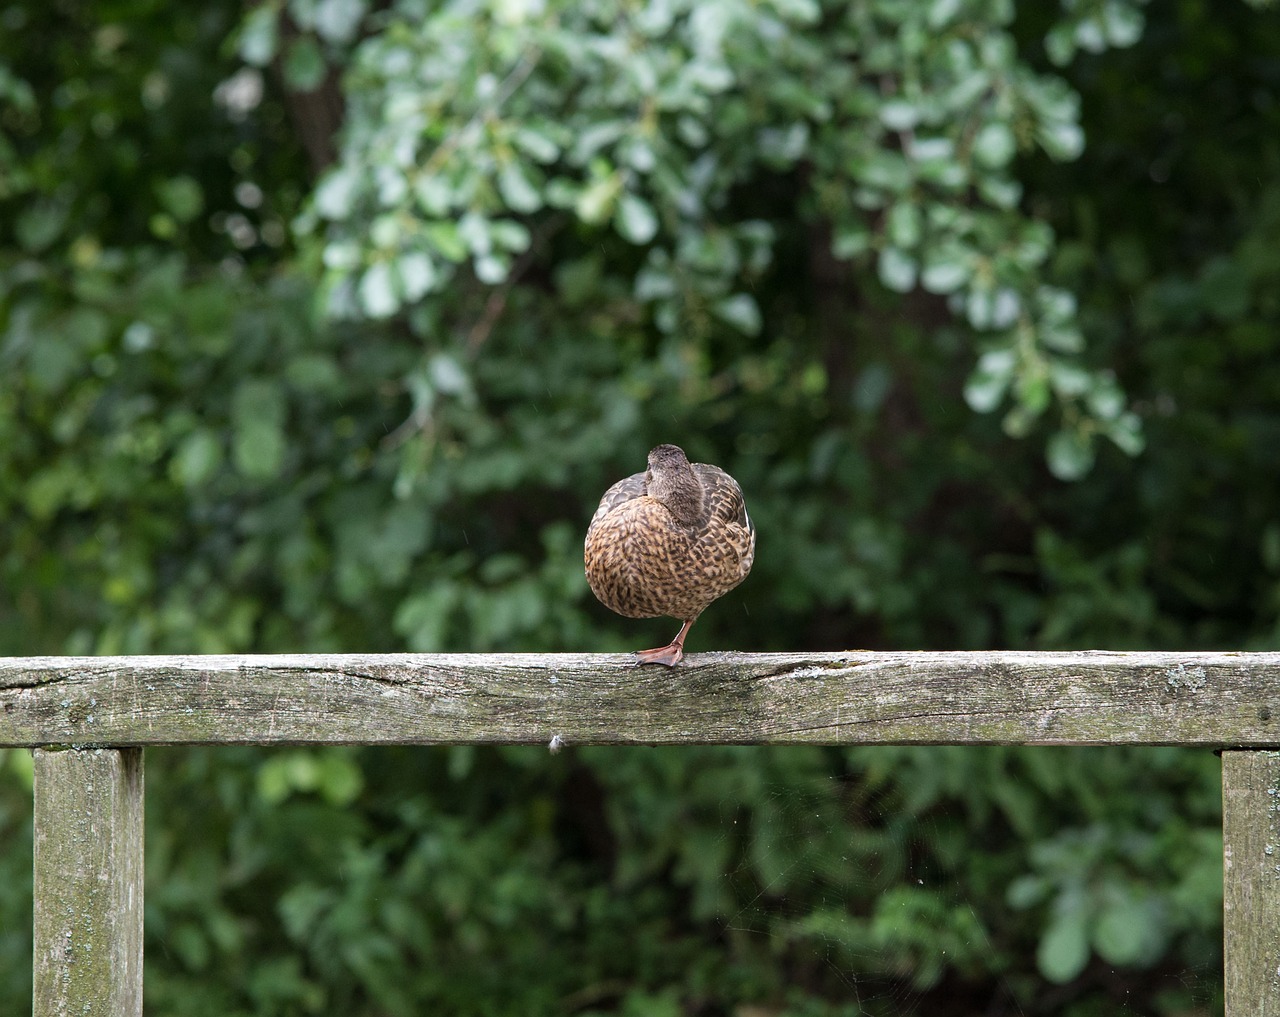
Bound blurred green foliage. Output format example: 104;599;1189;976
2;0;1279;1013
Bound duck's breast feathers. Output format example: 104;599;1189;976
584;495;688;618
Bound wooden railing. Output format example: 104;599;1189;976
3;651;1278;1016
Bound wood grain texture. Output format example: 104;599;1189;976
33;748;143;1017
1223;750;1280;1017
1;651;1279;747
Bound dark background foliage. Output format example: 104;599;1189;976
2;0;1278;1013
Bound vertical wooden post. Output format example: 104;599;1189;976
33;748;144;1017
1223;749;1280;1017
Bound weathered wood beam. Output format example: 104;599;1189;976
33;747;144;1017
1;651;1278;747
1223;750;1280;1017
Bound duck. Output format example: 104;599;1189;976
584;444;756;665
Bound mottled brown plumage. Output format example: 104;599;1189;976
584;444;755;665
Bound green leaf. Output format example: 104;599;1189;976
24;465;79;519
0;64;35;113
615;193;659;245
323;240;361;270
910;136;955;163
1086;377;1125;420
457;212;491;256
1037;908;1090;983
170;430;224;487
1046;429;1096;481
15;201;67;252
315;167;360;219
156;176;204;223
1103;3;1145;47
498;162;542;214
513;126;560;163
714;294;762;336
396;252;438;300
238;5;279;66
475;254;509;284
428;353;470;396
313;0;367;44
1006;875;1047;910
315;751;364;806
964;367;1010;413
886;202;921;248
853;363;892;413
576;173;621;225
121;321;155;352
489;219;531;253
978;175;1023;208
921;257;969;294
991;289;1022;328
879;99;921;131
973;123;1016;168
927;0;963;28
1038;120;1085;162
231;379;287;480
832;227;871;259
369;214;401;251
1048;361;1092;397
424;222;467;262
1002;405;1035;439
284;37;327;91
285;353;342;393
878;247;918;292
1017;372;1051;415
858;151;912;192
1044;24;1076;66
149;212;178;239
1094;894;1161;966
359;262;400;318
1105;411;1145;456
414;175;453;217
572;120;628;162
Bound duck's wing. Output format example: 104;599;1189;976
692;464;752;534
587;471;647;530
691;463;756;581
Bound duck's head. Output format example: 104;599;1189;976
647;444;690;475
645;444;701;524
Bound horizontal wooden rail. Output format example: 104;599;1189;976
7;651;1280;1016
1;650;1279;747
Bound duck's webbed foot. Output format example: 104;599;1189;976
635;642;684;666
634;618;695;667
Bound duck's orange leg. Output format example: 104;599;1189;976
635;618;696;666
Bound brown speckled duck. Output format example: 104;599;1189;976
584;444;756;665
